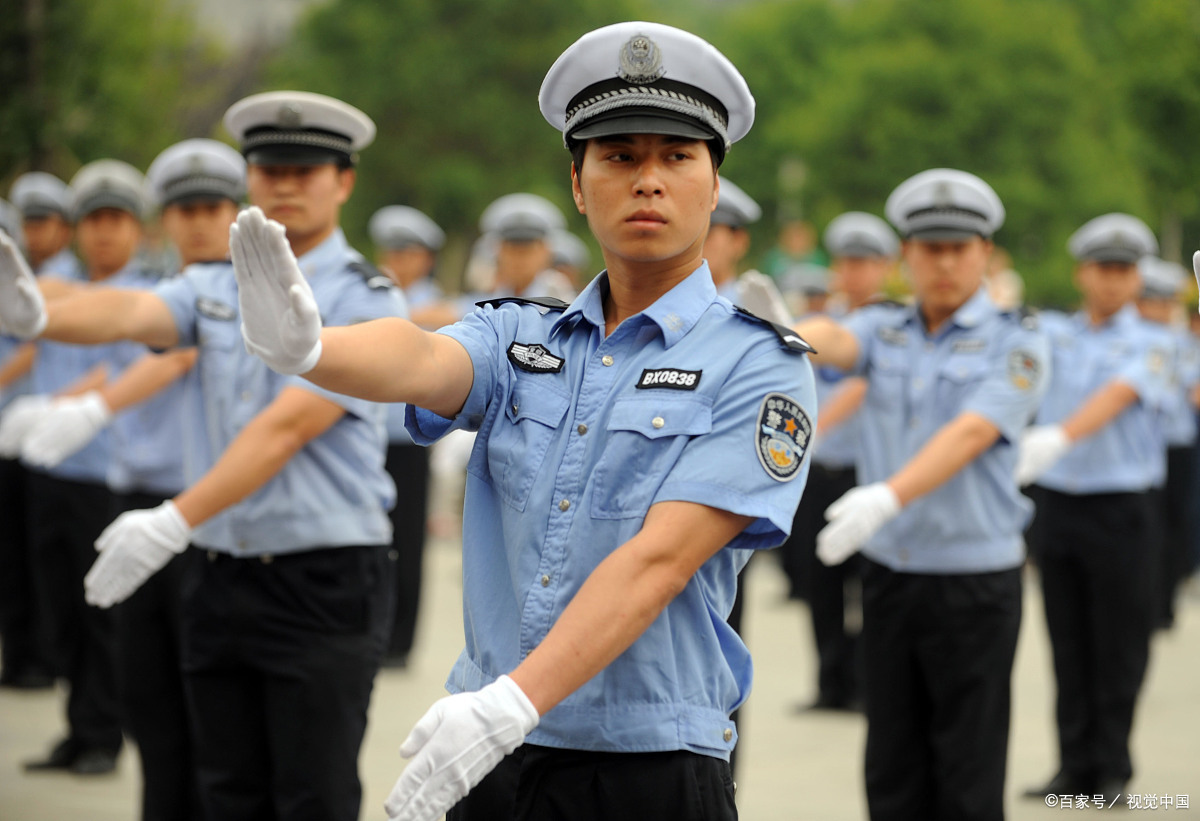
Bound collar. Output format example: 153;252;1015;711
1072;302;1138;332
553;261;718;348
903;286;995;332
297;228;350;280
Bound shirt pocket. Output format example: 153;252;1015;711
591;394;713;520
196;318;240;402
936;354;988;405
485;378;570;512
866;352;911;409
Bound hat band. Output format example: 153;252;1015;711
19;196;68;219
904;206;990;238
74;190;143;221
836;239;889;258
241;127;353;158
161;174;244;207
378;229;431;250
564;82;729;148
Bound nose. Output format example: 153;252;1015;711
633;159;664;196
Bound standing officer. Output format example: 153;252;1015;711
9;172;80;278
369;204;446;667
0;91;406;821
1018;214;1168;804
795;169;1049;821
224;22;816;821
478;192;577;303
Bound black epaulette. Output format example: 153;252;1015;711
475;295;571;311
1003;304;1039;331
733;306;816;354
872;298;909;309
347;261;394;291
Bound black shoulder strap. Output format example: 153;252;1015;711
347;260;394;290
734;306;816;354
475;295;571;311
1003;304;1039;330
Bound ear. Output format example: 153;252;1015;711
571;164;586;214
335;167;357;206
711;173;720;213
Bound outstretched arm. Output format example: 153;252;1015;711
792;315;860;370
816;377;867;437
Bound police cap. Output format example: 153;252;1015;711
223;91;376;167
145;139;246;209
480;193;566;243
710;178;761;229
885;169;1004;241
68;160;147;222
824;211;899;259
1068;214;1157;264
9;172;71;221
369;206;446;252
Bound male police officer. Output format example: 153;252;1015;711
0;92;406;821
1018;214;1168;805
224;22;815;821
796;169;1049;821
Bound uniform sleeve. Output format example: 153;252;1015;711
153;273;199;347
653;342;818;551
960;323;1051;443
1117;329;1174;408
842;307;882;376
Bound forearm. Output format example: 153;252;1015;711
0;344;36;389
99;349;197;413
57;364;109;398
792;315;859;370
44;289;179;349
1060;381;1139;442
886;412;1001;506
816;377;867;436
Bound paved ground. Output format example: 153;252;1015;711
2;535;1198;819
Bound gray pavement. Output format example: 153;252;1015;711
2;535;1198;819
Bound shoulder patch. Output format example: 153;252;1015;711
507;341;565;373
347;260;394;291
476;296;571;312
733;306;815;354
1007;349;1042;391
756;393;812;482
195;297;237;321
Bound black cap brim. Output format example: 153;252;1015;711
571;111;715;142
245;146;351;167
906;227;986;242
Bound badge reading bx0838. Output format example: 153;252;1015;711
756;392;811;482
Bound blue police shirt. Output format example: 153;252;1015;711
843;288;1049;573
155;229;406;555
1034;306;1171;494
808;308;859;470
407;262;816;760
35;248;83;280
1160;325;1199;448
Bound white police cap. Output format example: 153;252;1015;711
550;228;590;270
480;193;566;242
369;205;445;251
711;178;761;228
0;198;24;247
538;22;755;166
778;262;832;297
9;172;71;220
885;168;1004;240
1068;213;1157;264
145;139;246;208
68;160;147;222
223;91;376;167
824;211;900;259
1138;255;1185;299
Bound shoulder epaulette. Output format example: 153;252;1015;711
347;260;394;291
475;295;571;311
734;306;815;354
1003;304;1039;330
870;298;908;309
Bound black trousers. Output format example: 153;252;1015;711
447;745;737;821
26;470;123;753
1159;445;1196;626
384;443;431;659
862;561;1022;821
0;456;48;677
180;543;393;821
1025;488;1154;786
112;490;198;821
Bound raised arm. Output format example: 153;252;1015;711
1016;380;1138;486
816;376;867;438
793;314;860;370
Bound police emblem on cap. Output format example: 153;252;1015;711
277;103;303;128
756;392;811;482
933;182;953;208
188;155;205;174
618;34;664;84
507;342;565;374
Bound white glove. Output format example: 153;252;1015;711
21;391;113;468
0;230;47;338
736;271;794;326
384;675;540;821
816;482;901;566
1015;424;1071;487
84;501;192;608
0;395;53;458
229;207;323;375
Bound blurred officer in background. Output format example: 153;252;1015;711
0;91;406;821
548;227;590;288
478;192;577;303
10;172;80;278
1019;215;1170;804
796;169;1049;821
703;177;791;327
370;204;447;667
223;21;816;821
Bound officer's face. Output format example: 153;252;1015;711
76;208;141;278
1137;297;1174;325
1075;261;1141;318
246;164;354;255
571;134;717;273
379;246;435;289
903;236;992;321
161;199;239;266
494;239;552;294
832;256;891;307
702;224;750;286
21;214;72;267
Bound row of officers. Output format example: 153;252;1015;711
0;28;1198;821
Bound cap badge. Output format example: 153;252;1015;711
188;155;206;174
276;103;303;128
932;182;954;208
618;34;664;85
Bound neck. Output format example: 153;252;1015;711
288;224;337;259
1086;303;1121;325
600;252;702;336
919;303;955;335
88;259;129;281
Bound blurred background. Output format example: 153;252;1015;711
2;0;1198;306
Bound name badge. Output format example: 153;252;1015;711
635;368;701;391
196;297;236;321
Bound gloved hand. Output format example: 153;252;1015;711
384;675;540;821
816;482;901;566
0;395;53;458
1015;424;1071;487
84;501;192;608
229;206;323;375
736;270;794;326
21;391;113;469
0;229;47;338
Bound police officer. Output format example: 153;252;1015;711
369;204;446;667
0;91;406;821
9;172;80;278
226;22;816;821
1019;214;1169;804
478;192;577;303
786;211;899;712
795;169;1049;821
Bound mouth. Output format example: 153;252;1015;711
625;210;667;230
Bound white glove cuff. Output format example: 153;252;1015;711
78;391;114;426
294;338;323;376
494;675;540;735
160;501;193;554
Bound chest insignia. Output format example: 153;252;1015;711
876;326;908;347
507;341;565;374
756;392;812;482
635;368;701;391
951;338;987;354
196;297;236;321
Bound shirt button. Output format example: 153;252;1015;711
602;355;614;366
512;402;519;413
652;416;665;429
913;379;924;390
541;574;551;587
723;728;733;742
577;424;588;435
558;499;570;511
